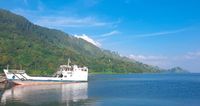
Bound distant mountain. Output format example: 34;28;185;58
162;67;189;73
0;9;160;75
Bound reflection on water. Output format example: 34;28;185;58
0;83;89;106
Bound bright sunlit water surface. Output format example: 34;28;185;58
0;74;200;106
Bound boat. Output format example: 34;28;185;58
3;59;88;85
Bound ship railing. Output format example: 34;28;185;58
9;70;28;81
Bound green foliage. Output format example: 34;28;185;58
0;9;160;75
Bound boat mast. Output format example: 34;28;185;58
7;64;9;70
67;58;71;66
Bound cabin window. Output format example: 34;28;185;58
64;76;67;78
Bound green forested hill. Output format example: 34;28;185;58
161;67;189;73
0;9;160;75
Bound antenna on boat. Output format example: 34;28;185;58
67;58;71;66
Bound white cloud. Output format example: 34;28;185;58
94;30;121;42
34;16;113;28
74;34;101;47
129;54;168;61
184;51;200;59
101;30;120;37
128;54;169;68
12;9;119;28
134;28;187;38
128;53;200;72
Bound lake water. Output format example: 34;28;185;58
0;74;200;106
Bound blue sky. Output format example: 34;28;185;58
1;0;200;72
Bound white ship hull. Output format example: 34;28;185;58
3;68;88;85
9;80;83;85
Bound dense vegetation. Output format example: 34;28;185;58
0;9;160;75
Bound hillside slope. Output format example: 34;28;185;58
0;9;160;75
161;67;189;73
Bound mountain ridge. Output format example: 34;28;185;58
161;67;189;73
0;9;160;75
